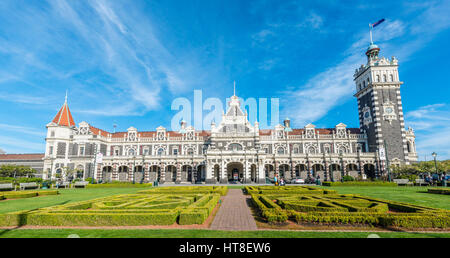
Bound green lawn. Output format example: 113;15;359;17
317;186;450;210
0;229;448;238
1;185;449;214
0;187;148;214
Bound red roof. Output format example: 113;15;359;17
52;101;75;127
0;154;44;160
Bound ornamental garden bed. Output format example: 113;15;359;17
428;188;450;195
0;187;223;227
246;186;450;229
0;190;59;200
321;181;398;187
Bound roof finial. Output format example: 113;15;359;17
233;81;236;96
65;90;68;103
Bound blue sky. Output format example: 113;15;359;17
0;0;449;160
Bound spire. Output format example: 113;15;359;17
233;81;236;96
52;93;75;127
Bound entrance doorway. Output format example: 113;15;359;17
227;162;243;183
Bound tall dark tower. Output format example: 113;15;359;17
353;43;415;165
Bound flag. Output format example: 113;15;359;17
372;19;385;28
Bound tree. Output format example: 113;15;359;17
0;165;36;177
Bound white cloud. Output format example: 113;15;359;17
282;1;450;127
405;104;450;160
0;123;46;137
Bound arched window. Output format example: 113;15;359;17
277;147;285;155
128;149;135;156
308;147;316;154
390;74;394;82
229;143;243;151
293;147;299;154
186;148;194;155
383;75;387;82
157;148;164;155
376;75;380;82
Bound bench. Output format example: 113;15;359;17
55;182;70;189
73;181;89;188
393;179;413;186
415;179;430;186
19;182;40;191
0;183;15;191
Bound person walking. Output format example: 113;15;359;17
274;174;278;186
442;173;447;187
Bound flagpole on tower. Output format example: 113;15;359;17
369;23;374;44
233;81;236;96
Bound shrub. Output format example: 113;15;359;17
342;175;355;182
428;188;450;195
86;183;152;188
322;181;397;187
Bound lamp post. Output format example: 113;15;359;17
132;155;136;184
142;154;145;184
339;152;344;182
432;152;438;185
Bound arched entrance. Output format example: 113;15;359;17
279;164;290;179
329;164;341;181
295;164;307;178
214;164;220;182
134;165;144;183
102;166;113;182
182;165;192;183
265;164;274;179
346;164;358;178
118;166;128;182
196;164;206;182
364;164;376;179
166;165;177;182
312;164;324;179
250;164;257;183
149;165;161;182
227;162;243;183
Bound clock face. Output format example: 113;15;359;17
385;107;394;114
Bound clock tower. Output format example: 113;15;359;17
354;43;412;165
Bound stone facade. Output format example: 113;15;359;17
43;43;418;183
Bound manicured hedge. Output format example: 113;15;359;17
86;183;153;188
428;188;450;195
251;192;450;229
0;190;221;226
139;186;228;196
245;186;337;195
322;181;398;187
0;190;59;200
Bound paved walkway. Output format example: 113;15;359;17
210;189;258;231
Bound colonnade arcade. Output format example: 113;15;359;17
94;157;379;184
